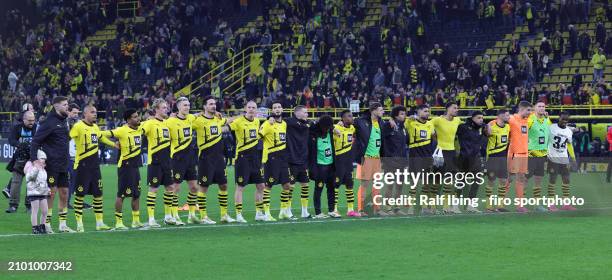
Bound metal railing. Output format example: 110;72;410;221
2;105;611;124
117;0;140;18
174;44;282;97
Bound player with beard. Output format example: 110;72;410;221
192;96;235;223
405;105;436;215
456;111;487;213
259;101;295;220
431;102;463;214
30;96;73;233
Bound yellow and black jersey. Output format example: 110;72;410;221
487;120;510;157
405;118;434;148
229;116;261;158
140;118;171;165
69;120;115;169
104;125;143;167
333;124;355;156
165;114;196;157
192;115;227;157
259;119;287;163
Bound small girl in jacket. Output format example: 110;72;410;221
24;150;50;234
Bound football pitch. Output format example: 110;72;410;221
1;163;611;279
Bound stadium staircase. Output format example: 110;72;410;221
471;4;609;92
536;19;612;91
84;1;155;47
174;0;401;97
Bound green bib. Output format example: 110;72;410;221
365;122;382;157
317;133;333;165
528;115;550;151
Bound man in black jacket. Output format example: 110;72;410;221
456;111;487;213
353;102;384;216
5;111;36;213
380;106;410;216
285;105;312;218
30;96;72;233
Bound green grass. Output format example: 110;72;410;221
1;163;611;279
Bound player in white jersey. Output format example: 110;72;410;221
546;112;577;211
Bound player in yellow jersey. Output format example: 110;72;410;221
165;97;199;225
484;109;511;212
259;101;294;221
103;109;143;230
69;105;116;232
431;102;463;214
405;105;436;215
226;101;266;223
192;96;235;223
333;110;356;217
140;99;174;227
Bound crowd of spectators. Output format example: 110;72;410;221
0;0;611;133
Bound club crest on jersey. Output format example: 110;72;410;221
238;176;244;183
91;134;98;144
134;136;141;146
77;186;83;192
183;127;191;137
48;177;55;184
152;177;158;184
521;126;527;134
249;129;257;139
210;126;219;135
279;132;286;142
347;134;353;142
501;135;508;143
162;128;169;138
420;130;428;138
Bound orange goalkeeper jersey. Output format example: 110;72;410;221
508;113;529;154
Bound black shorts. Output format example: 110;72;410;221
547;160;570;177
74;166;103;197
442;150;459;173
172;151;197;183
311;164;335;186
235;154;263;185
289;163;309;184
46;170;69;188
198;155;227;186
528;156;546;177
409;155;433;173
382;157;408;173
459;155;483;173
334;155;354;187
486;153;508;179
148;164;173;188
118;163;141;198
264;154;290;186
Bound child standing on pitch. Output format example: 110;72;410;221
24;150;50;234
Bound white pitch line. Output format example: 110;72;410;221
0;206;611;238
